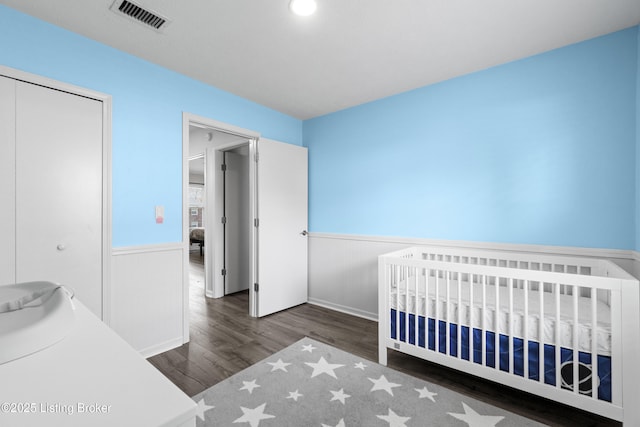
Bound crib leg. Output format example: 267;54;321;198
379;346;388;366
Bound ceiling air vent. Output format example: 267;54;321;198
110;0;170;32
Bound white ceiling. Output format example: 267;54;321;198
3;0;639;120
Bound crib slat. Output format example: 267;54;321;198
420;268;426;347
393;264;399;343
481;274;486;367
411;266;416;347
610;287;622;406
494;275;499;371
509;277;514;375
445;270;451;356
470;272;474;362
425;267;430;342
405;265;410;344
457;270;462;360
573;286;579;396
539;280;544;384
555;282;561;393
434;268;439;354
591;286;598;400
523;279;529;380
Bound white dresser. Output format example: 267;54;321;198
0;300;196;426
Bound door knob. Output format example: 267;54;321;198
300;230;308;236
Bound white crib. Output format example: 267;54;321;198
378;246;640;425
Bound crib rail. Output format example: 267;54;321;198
378;246;640;424
385;245;634;279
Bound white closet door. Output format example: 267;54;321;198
256;139;308;317
15;81;103;317
0;77;16;286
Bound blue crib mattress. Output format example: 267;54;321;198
390;309;611;402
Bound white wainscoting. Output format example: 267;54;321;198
111;243;185;358
108;235;639;357
308;233;639;321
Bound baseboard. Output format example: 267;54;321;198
139;336;185;359
308;297;377;322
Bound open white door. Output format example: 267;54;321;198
204;146;225;299
254;139;308;317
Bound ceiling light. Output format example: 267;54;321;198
289;0;317;16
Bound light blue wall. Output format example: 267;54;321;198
2;5;638;251
304;27;639;250
0;5;303;247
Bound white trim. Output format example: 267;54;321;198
101;94;113;327
309;232;635;261
182;114;190;343
184;112;260;140
308;297;377;321
138;337;185;359
112;242;184;256
0;65;113;326
0;65;109;101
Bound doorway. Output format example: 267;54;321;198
182;112;309;341
187;139;251;304
183;115;259;331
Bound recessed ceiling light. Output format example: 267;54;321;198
289;0;317;16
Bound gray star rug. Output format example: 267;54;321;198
192;337;546;427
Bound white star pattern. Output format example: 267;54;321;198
239;379;261;394
322;419;345;427
369;375;402;396
194;398;214;421
195;339;526;426
377;408;411;427
286;390;303;401
329;388;350;404
267;358;291;372
301;343;316;353
448;402;505;427
415;386;438;402
305;356;345;379
233;403;275;427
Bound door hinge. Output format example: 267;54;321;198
221;216;227;224
221;269;227;276
254;218;259;227
254;152;259;162
221;163;227;172
254;283;259;292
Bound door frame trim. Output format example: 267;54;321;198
0;65;113;324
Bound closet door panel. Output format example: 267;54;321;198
15;81;103;317
0;76;16;286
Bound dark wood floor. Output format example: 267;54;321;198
147;251;620;427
